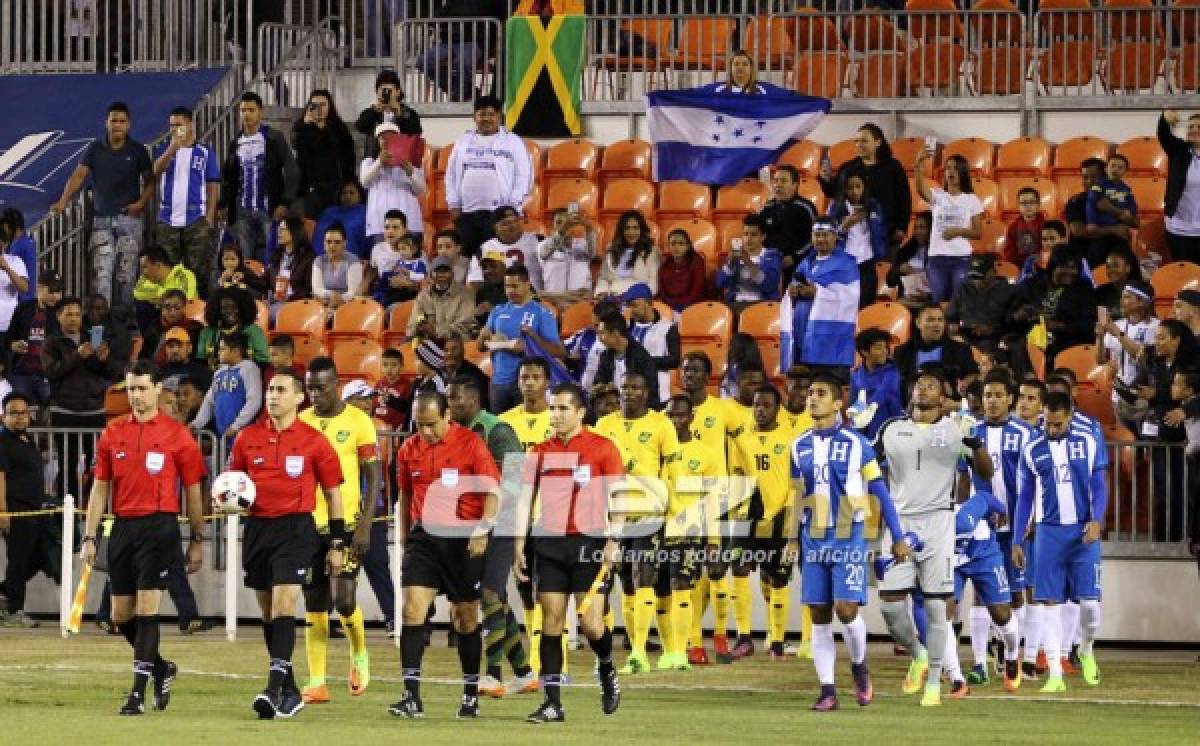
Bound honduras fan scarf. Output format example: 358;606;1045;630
523;333;577;387
647;84;830;186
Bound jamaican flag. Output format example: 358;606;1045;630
504;14;585;138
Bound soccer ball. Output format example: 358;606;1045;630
212;470;256;513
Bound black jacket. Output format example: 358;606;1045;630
1158;114;1200;220
894;334;979;397
820;155;912;236
220;126;299;221
291;119;357;202
758;195;818;266
355;105;423;160
42;330;125;413
595;338;662;408
6;299;59;371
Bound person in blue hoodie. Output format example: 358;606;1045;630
826;171;888;308
715;214;782;312
850;328;904;439
789;218;860;376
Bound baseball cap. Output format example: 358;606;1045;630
374;122;400;137
431;255;453;272
164;327;191;344
812;217;838;234
161;375;183;393
620;283;653;305
967;254;995;280
481;249;507;265
39;269;64;291
341;379;376;400
1177;288;1200;308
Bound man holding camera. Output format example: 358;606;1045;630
152;106;221;298
356;70;423;161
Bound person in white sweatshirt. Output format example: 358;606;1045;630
444;95;532;258
360;121;427;245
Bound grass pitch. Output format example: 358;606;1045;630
2;626;1198;745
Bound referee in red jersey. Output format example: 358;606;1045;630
226;371;346;720
81;360;207;716
388;390;501;720
520;383;625;724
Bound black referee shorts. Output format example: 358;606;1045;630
304;526;363;590
243;514;319;591
108;513;180;596
533;535;605;595
402;525;484;603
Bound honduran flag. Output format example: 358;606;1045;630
646;83;830;186
795;249;860;368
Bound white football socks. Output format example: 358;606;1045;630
969;606;991;667
842;616;868;665
1079;600;1101;656
811;623;836;685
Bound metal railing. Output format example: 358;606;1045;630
0;0;248;74
392;16;506;114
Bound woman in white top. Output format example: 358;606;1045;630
1095;279;1159;431
0;251;28;336
312;223;365;319
360;122;427;244
594;209;660;298
915;150;983;304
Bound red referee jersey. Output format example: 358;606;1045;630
531;427;625;536
93;411;207;517
395;422;499;525
227;417;343;518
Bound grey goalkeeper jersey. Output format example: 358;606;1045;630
875;416;969;516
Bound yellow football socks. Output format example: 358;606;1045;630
711;574;731;637
768;586;789;648
305;611;329;686
343;607;368;658
656;594;674;655
632;587;656;655
732;576;753;637
672;590;693;657
690;576;710;647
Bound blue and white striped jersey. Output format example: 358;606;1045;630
156;142;221;227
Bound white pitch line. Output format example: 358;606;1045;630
3;663;1198;709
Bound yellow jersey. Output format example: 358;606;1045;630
781;407;814;438
299;404;378;529
691;395;750;468
499;405;553;452
667;437;725;543
732;425;798;538
595;409;682;517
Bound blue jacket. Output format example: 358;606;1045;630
715;247;782;304
826;197;888;261
850;360;904;439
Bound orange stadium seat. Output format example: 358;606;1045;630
906;0;966;41
1105;41;1166;92
973;46;1029;95
1054;173;1083;201
1052;136;1111;176
1106;0;1165;40
796;178;826;213
560;301;594;339
1138;215;1167;256
598;139;651;190
857;301;913;345
973;178;1001;219
658;181;712;222
1176;42;1200;92
1129;176;1167;217
327;298;385;347
382;300;415;350
680;302;733;344
523;183;544;222
793;8;843;50
999;176;1058;220
713;179;770;225
331;339;384;384
1075;385;1116;425
601;178;656;224
1054;344;1104;387
1175;0;1200;43
827;138;859;171
1150;262;1200;313
942;137;996;178
545;179;599;221
776;140;823;179
524;139;543;183
543;139;598;190
1039;41;1099;89
906;41;967;93
1116;136;1169;177
432;143;455;185
742;16;794;68
854;51;907;97
184;298;207;324
792;51;849;98
890;137;928;176
590;17;672;98
662;219;719;270
995;137;1052;177
759;339;784;378
971;216;1008;255
1038;0;1101;39
291;335;325;367
909;177;931;214
104;385;131;421
674;18;736;70
973;0;1025;45
273;299;325;343
739;302;781;346
845;14;907;53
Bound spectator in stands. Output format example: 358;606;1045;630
566;299;617;392
915;150;983;304
658;228;707;314
720;333;765;400
1136;319;1197;541
1005;186;1044;267
471;248;509;329
176;374;205;424
716;214;780;311
819;123;911;249
413;338;450;400
625;283;681;404
50;101;151;307
446;95;533;257
190;331;263;441
366;211;412;292
595;311;662;408
7;271;62;413
480;205;543;290
477;264;563;412
196;286;269;367
84;294;138;372
355;69;424;160
759;164;817;272
946;253;1016;351
538;207;596;311
1096;279;1158;431
266;216;316;316
895;303;979;396
1064;158;1119;269
293;89;357;219
160;326;211;391
263;335;305;392
850;328;903;439
1010;248;1098;367
0;238;29;352
589;381;620;423
434;229;471;285
596;209;660;298
313;179;371;260
216;244;267;298
1159;110;1200;263
140;289;202;361
1169;370;1200;555
1094;244;1144;319
1018;219;1070;283
361;123;427;244
1174;288;1200;338
132;245;198;339
419;1;504;101
409;256;476;341
1085;154;1139;268
42;297;118;430
374;348;412;432
0;209;36;305
827;170;887;307
886;210;933;311
152;106;220;297
371;234;426;308
220;91;299;264
441;332;490;411
789;218;858;375
312;223;365;319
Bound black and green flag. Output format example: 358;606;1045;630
504;14;585;137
